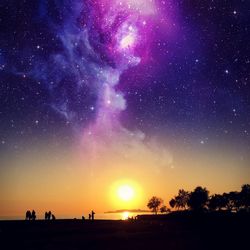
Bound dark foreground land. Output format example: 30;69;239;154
0;212;249;250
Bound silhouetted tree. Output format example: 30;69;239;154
208;194;227;211
168;189;190;211
188;186;209;211
175;189;190;210
169;198;176;209
240;184;250;210
147;196;163;214
223;192;241;212
160;205;170;214
208;195;218;211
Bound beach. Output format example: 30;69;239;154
0;213;249;250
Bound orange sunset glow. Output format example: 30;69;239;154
0;138;249;220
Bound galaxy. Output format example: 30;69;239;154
0;0;250;218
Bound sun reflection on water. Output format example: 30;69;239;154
122;211;130;220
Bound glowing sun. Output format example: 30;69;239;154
117;184;135;201
110;179;143;207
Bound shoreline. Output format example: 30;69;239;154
0;213;249;250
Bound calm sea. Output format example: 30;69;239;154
0;212;152;221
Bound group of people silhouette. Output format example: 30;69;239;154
25;210;36;220
82;210;95;220
89;210;95;220
26;210;96;221
25;210;56;220
45;211;56;220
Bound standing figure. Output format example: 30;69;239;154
88;214;91;220
45;211;48;220
31;210;36;220
91;210;95;220
25;210;31;220
48;211;52;220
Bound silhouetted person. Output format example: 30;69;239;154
31;210;36;220
48;211;52;220
45;211;48;220
82;216;85;220
91;210;95;220
52;214;56;220
88;214;91;220
26;210;31;220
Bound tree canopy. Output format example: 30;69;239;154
147;196;163;214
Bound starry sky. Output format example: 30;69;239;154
0;0;250;218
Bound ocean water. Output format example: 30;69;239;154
0;212;152;221
96;212;152;220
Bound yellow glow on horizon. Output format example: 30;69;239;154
122;211;130;220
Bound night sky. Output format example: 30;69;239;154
0;0;250;217
1;0;250;150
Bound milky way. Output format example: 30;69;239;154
79;0;174;169
0;0;250;156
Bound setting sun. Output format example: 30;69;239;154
109;179;144;209
117;185;134;201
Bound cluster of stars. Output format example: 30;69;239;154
0;0;249;154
